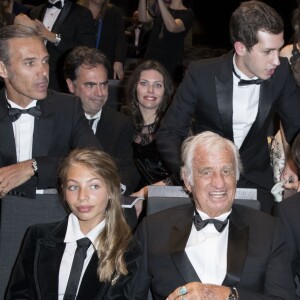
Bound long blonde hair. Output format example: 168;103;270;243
58;148;132;282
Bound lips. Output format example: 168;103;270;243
77;205;93;213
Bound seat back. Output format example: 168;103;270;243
147;186;260;215
0;194;67;298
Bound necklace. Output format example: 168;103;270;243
159;8;177;39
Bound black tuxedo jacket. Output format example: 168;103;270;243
30;1;96;91
0;89;101;198
95;107;139;194
135;203;295;300
5;219;141;299
277;193;300;279
157;51;300;191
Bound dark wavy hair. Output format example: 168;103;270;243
230;0;283;51
292;7;300;43
126;60;174;131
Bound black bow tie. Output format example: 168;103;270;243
233;68;264;86
8;106;42;122
193;210;229;233
46;1;62;9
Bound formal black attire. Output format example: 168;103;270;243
30;1;96;91
144;8;194;82
135;203;295;299
157;51;300;213
0;89;101;198
276;193;300;298
95;4;127;79
5;219;141;299
95;107;139;194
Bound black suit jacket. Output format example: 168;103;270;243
135;203;295;299
277;193;300;278
0;89;101;198
5;219;141;300
157;51;300;191
95;107;139;194
30;1;96;91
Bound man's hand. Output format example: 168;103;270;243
281;158;299;191
14;14;36;29
166;282;231;300
0;161;34;197
34;19;56;43
113;61;124;80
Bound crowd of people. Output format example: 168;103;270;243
1;0;300;299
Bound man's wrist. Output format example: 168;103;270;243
53;33;61;46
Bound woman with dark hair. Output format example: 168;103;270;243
79;0;127;80
0;1;14;28
127;60;175;196
6;149;141;299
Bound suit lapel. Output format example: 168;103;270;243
223;206;249;286
35;221;67;299
170;209;200;283
216;52;234;141
0;89;17;165
32;93;56;157
52;0;73;33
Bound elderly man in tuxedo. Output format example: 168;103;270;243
63;46;139;195
135;131;294;299
156;0;300;214
0;25;100;199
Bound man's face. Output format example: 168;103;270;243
66;64;108;117
0;37;49;107
236;30;284;80
184;145;237;217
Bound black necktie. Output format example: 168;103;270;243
88;118;97;127
46;0;62;9
8;106;42;122
233;67;264;86
64;238;91;300
193;210;229;233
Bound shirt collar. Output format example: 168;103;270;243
196;209;232;222
64;213;105;250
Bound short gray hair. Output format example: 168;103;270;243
181;131;242;184
0;25;41;65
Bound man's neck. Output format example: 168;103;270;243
5;89;34;108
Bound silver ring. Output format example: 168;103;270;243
178;286;188;295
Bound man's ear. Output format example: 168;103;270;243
182;168;192;193
66;78;75;94
0;61;8;79
234;41;247;56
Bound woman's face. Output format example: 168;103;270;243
63;163;109;234
136;69;165;112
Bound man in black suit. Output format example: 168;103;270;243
0;25;100;199
135;131;294;299
276;132;300;298
156;0;300;213
15;0;95;91
64;46;139;195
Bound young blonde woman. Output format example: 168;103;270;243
6;149;141;300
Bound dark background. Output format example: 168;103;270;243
111;0;299;49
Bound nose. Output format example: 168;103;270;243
95;84;104;96
147;84;154;93
211;172;226;189
271;51;280;67
78;187;89;202
38;62;49;77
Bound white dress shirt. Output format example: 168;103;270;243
7;98;37;163
43;0;65;31
232;55;260;149
58;213;105;299
185;209;231;285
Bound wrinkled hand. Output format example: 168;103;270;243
14;14;36;29
166;282;230;300
34;19;56;42
113;61;124;80
0;161;34;198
